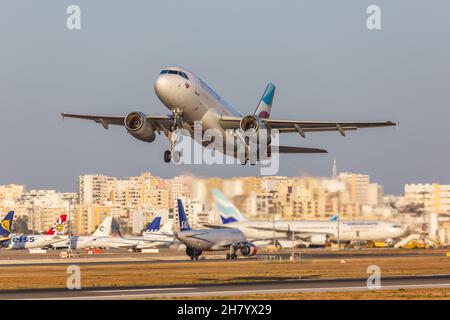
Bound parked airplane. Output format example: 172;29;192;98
210;189;405;246
0;211;14;249
62;66;396;163
50;216;113;250
176;199;257;260
6;214;69;250
88;217;177;252
142;218;175;241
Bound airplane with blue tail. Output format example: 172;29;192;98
0;211;14;249
209;189;405;247
175;199;256;260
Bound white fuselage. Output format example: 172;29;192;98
224;220;405;243
6;234;68;250
88;235;174;250
154;67;240;141
176;228;247;251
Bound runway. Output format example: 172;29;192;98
2;275;450;300
0;249;446;267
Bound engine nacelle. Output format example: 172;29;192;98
309;234;328;246
239;115;260;135
240;243;257;256
124;112;156;142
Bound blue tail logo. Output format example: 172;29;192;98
177;199;191;231
146;216;162;232
0;211;14;236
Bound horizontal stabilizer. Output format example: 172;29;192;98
276;146;328;154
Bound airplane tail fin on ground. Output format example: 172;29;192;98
177;199;191;231
46;214;67;235
212;189;247;224
254;82;275;119
92;216;112;236
159;218;174;235
0;211;14;238
145;216;161;233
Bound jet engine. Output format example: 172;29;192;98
186;247;202;260
124;112;156;142
239;115;260;135
239;115;272;147
240;243;257;256
309;234;328;246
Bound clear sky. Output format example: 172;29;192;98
0;1;449;195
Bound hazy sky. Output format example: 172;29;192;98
1;1;449;195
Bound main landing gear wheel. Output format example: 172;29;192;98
164;150;182;163
226;246;238;260
164;150;171;163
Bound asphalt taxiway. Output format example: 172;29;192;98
0;248;447;267
2;275;449;299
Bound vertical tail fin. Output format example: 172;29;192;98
0;211;14;237
145;216;162;233
330;215;339;221
177;199;191;231
92;216;112;236
212;189;247;224
46;214;67;235
254;82;276;119
159;219;174;235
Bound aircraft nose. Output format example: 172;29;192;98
154;75;171;101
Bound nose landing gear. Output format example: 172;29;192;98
163;108;183;163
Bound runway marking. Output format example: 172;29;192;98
19;282;450;300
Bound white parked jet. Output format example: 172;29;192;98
209;189;405;246
62;66;395;163
50;216;113;250
88;217;177;251
6;214;69;250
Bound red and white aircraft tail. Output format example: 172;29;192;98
46;214;67;235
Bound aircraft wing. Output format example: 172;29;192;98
61;113;174;132
219;115;396;136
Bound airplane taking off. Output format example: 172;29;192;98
0;211;14;249
210;189;405;246
175;199;257;260
61;66;396;163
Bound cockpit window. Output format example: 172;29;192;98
159;70;189;80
